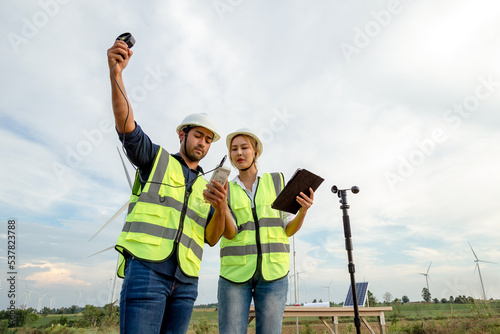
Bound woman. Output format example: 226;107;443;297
217;128;314;334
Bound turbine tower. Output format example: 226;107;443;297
49;296;57;310
322;280;333;305
75;291;81;307
37;293;48;313
469;242;496;300
417;261;432;292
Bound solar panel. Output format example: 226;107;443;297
343;281;369;307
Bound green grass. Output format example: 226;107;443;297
21;300;500;334
189;308;218;323
34;313;83;327
387;300;500;320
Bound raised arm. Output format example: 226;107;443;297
107;40;136;134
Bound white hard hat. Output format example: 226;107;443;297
226;128;263;158
176;113;220;142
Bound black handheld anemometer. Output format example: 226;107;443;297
117;32;136;49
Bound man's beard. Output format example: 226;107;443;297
184;138;206;162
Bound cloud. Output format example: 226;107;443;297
21;261;90;288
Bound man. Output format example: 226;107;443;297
107;39;227;333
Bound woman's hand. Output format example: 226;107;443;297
296;187;314;213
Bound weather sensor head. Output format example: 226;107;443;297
116;32;135;48
331;185;360;194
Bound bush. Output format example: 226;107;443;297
82;305;105;327
25;312;40;327
193;320;215;334
58;316;68;326
0;320;9;334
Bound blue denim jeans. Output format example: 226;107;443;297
120;258;198;334
217;273;288;334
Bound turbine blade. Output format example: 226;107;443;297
88;201;128;242
117;146;133;190
427;261;432;274
468;242;479;260
478;260;497;264
87;245;115;258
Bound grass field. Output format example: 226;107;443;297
19;300;500;333
187;301;500;334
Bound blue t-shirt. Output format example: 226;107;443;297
118;122;214;283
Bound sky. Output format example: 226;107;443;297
1;0;500;311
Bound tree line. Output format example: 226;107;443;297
0;304;119;330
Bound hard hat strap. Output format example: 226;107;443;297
238;156;255;172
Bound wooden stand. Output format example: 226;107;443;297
248;306;392;334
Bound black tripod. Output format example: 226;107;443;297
332;185;361;334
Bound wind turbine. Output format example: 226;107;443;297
418;261;432;292
323;280;333;305
36;293;48;313
469;242;496;300
295;270;309;303
88;147;133;306
49;296;57;310
19;291;28;309
88;147;133;243
75;291;82;307
22;281;35;310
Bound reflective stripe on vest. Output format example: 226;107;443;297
220;172;290;283
115;147;210;278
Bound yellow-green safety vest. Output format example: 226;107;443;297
220;173;290;283
115;147;211;278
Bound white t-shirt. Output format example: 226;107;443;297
228;172;295;228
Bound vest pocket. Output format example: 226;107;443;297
170;170;185;185
266;227;289;263
186;248;201;271
267;226;288;243
124;228;162;246
269;250;289;263
222;254;247;266
189;197;210;227
189;223;205;248
124;203;173;246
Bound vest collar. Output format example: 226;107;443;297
232;170;262;191
172;152;204;174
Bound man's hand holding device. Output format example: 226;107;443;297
209;166;230;187
203;158;230;208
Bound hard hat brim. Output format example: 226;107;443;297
176;113;220;142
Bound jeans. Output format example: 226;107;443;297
120;258;198;334
218;273;288;334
